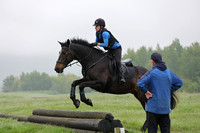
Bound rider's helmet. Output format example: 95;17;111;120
93;18;105;27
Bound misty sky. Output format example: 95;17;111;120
0;0;200;88
0;0;199;56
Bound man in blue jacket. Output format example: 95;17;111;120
137;52;183;133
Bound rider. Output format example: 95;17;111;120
92;18;126;84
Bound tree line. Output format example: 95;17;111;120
2;71;93;93
123;38;200;93
2;38;200;93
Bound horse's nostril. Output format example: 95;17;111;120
55;68;63;73
55;68;59;72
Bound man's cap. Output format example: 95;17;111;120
151;52;162;63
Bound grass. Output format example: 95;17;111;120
0;92;199;133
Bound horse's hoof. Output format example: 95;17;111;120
74;100;80;108
86;99;93;107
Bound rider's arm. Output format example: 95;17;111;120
99;31;110;47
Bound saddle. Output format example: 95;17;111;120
102;56;135;92
109;58;135;79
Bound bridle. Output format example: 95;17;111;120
56;45;109;75
56;46;93;67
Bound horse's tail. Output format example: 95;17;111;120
171;92;178;110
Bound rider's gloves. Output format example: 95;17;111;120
91;43;98;46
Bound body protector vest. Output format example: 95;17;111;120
96;29;119;50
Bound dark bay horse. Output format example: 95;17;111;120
54;38;147;109
54;38;178;131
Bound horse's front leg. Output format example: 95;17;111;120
70;78;86;108
79;80;103;107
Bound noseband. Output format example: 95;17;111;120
56;52;74;64
56;47;93;67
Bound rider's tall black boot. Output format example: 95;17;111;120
118;66;126;84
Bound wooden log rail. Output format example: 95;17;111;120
0;109;123;133
32;108;114;121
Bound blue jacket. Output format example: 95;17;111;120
95;30;120;49
137;61;183;114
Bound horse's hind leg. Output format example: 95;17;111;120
131;89;148;131
79;80;103;107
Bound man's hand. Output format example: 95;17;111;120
145;91;153;99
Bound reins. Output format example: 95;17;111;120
56;44;108;75
84;54;108;75
65;47;93;68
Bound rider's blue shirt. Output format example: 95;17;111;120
95;30;120;49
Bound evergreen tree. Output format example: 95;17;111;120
163;39;183;75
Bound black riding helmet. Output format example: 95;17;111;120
93;18;105;27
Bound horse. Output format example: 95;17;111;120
54;38;178;131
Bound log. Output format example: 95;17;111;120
33;109;114;121
28;115;111;132
0;114;28;122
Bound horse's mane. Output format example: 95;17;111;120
68;38;105;53
70;38;92;47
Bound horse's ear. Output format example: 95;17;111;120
58;41;65;47
66;39;70;46
58;39;70;47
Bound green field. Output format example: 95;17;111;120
0;92;199;133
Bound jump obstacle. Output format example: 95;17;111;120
0;109;124;133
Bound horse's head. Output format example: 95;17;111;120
54;39;74;73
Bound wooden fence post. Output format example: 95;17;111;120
114;127;125;133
